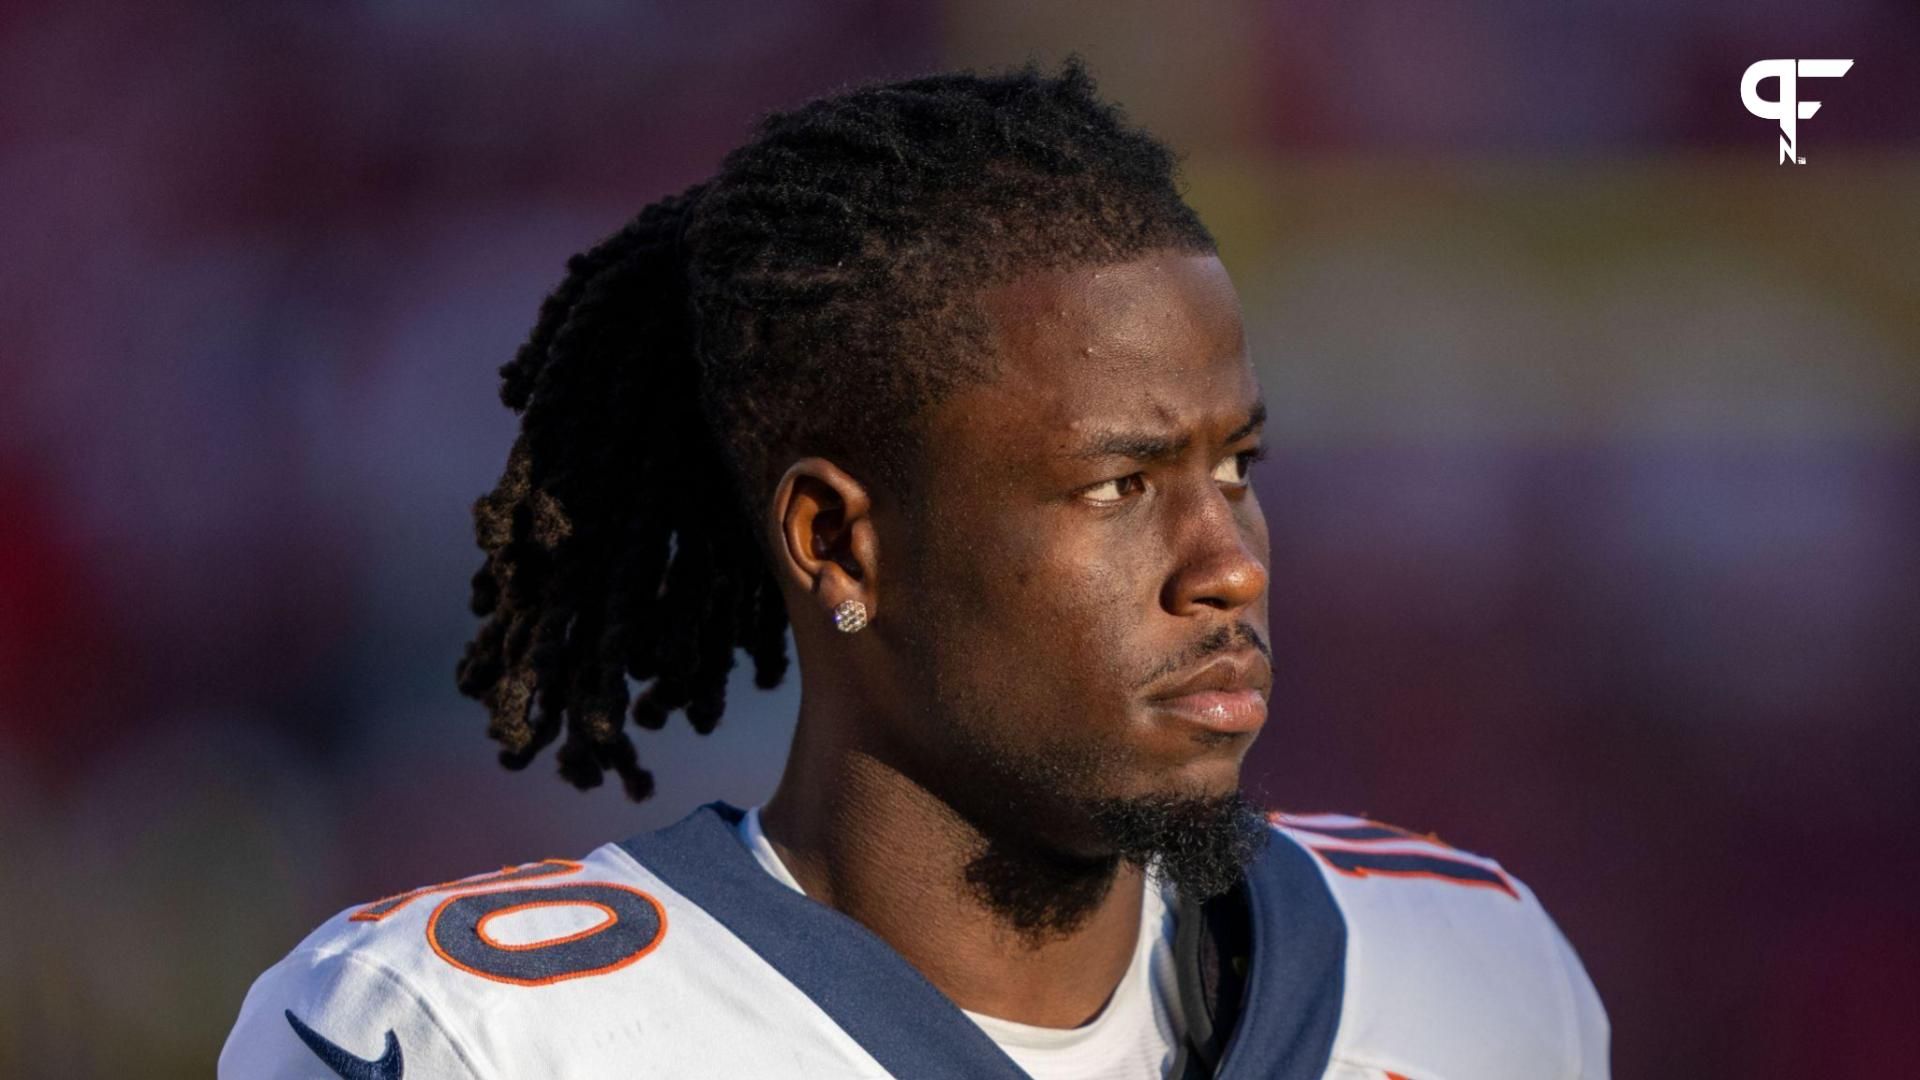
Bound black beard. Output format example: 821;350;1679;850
901;611;1273;942
961;790;1268;944
961;838;1122;945
1089;789;1270;900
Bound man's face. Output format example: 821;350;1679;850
880;250;1271;860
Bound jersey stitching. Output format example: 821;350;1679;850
296;945;495;1080
1328;1053;1452;1080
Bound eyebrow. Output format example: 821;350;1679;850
1066;400;1267;462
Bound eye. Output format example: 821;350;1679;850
1081;473;1147;506
1213;446;1267;488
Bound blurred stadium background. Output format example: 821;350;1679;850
3;2;1917;1076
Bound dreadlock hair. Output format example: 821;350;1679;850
457;57;1216;801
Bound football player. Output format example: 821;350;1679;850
223;60;1608;1079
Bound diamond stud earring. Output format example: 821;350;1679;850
831;599;869;634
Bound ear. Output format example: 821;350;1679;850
769;457;880;624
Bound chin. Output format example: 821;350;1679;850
1085;779;1271;899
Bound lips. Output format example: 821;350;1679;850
1145;650;1272;735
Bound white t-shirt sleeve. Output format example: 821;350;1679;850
219;944;488;1079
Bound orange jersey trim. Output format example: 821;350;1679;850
351;859;584;922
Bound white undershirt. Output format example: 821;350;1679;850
736;806;1185;1079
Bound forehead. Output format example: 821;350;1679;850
928;251;1255;468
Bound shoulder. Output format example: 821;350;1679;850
221;830;889;1079
1258;812;1610;1080
219;842;659;1079
1268;810;1529;903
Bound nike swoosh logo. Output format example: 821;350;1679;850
285;1009;405;1080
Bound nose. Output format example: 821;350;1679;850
1161;490;1268;617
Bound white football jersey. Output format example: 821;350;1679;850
221;803;1607;1079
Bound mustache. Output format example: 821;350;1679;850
1133;621;1270;692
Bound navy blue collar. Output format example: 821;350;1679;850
619;802;1345;1080
620;802;1028;1079
1215;825;1346;1080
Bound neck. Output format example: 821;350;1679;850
759;712;1146;1028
